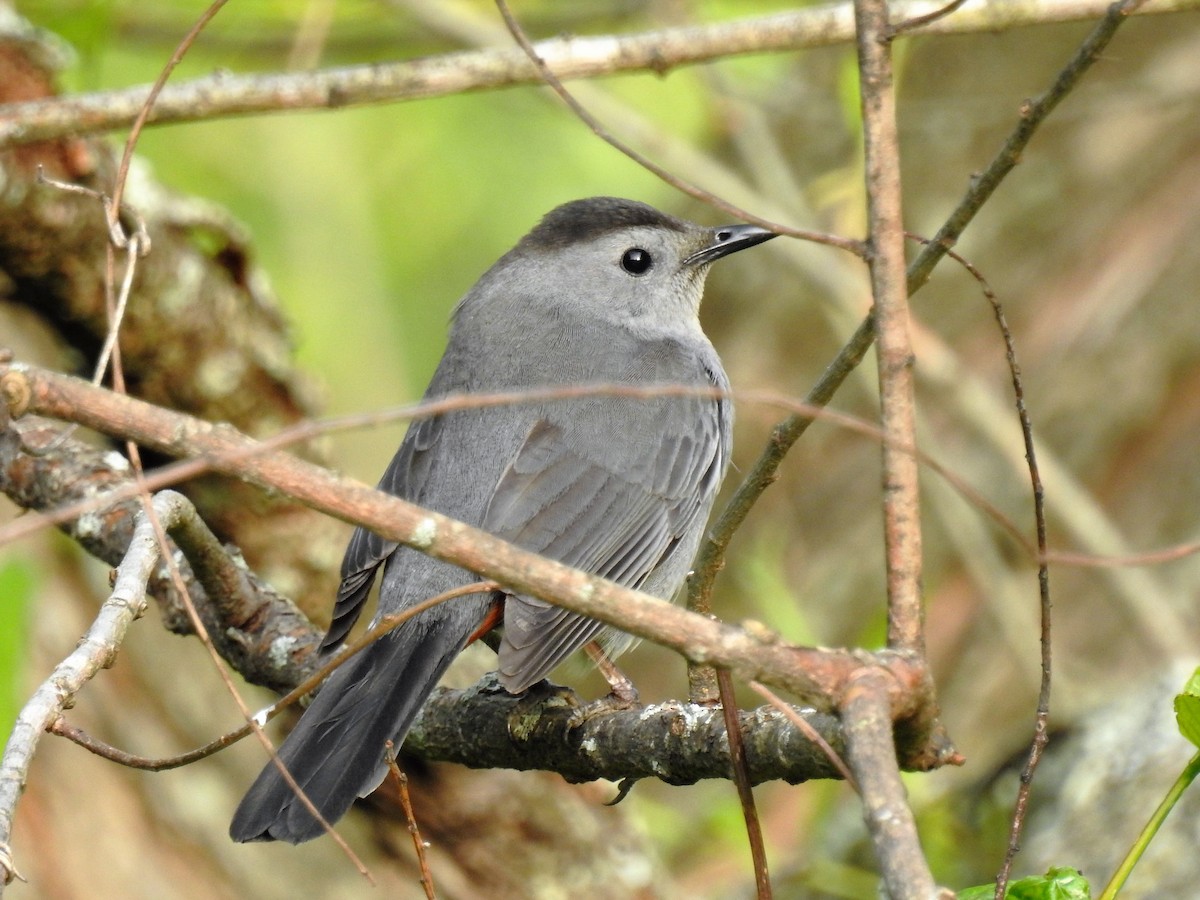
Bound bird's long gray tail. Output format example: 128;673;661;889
229;609;479;844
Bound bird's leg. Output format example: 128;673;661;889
584;641;639;706
466;595;505;650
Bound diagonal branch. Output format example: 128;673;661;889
1;360;930;712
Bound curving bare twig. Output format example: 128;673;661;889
987;0;1151;893
493;0;863;257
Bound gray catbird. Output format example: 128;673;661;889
229;197;775;843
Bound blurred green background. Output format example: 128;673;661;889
4;0;1200;897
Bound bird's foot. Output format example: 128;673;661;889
584;641;640;706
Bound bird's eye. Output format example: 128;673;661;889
620;248;653;275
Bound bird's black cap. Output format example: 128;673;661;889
520;197;688;251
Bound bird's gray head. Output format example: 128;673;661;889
468;197;775;334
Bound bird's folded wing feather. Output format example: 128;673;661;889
320;412;445;651
486;397;725;691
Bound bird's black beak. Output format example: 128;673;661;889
684;223;777;267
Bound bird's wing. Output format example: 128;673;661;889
320;411;446;651
485;387;728;692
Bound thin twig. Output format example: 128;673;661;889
888;0;970;36
28;168;146;450
0;382;744;547
493;0;863;257
987;268;1051;895
108;0;230;221
385;743;437;900
0;364;1091;578
987;0;1151;892
717;669;771;899
146;488;371;875
92;235;148;386
50;719;245;772
906;0;1154;294
750;681;858;791
48;581;498;771
5;368;1174;603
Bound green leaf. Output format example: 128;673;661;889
960;867;1091;900
1173;667;1200;748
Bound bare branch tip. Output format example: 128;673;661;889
0;841;26;885
1;369;32;418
